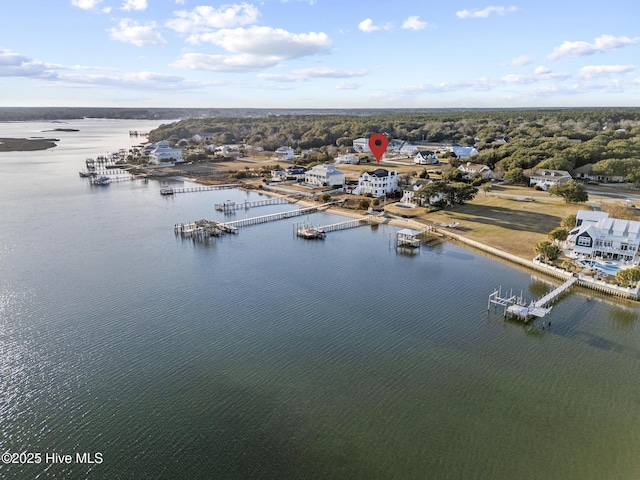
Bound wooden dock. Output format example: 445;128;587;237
313;216;377;233
214;197;292;211
220;205;322;228
533;276;577;308
160;184;239;195
488;276;577;322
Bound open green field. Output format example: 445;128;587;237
422;185;586;259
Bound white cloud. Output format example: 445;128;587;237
456;5;517;19
291;67;368;78
335;81;363;90
58;71;210;90
578;65;635;79
172;53;281;72
402;16;428;30
257;73;300;82
0;50;58;79
534;65;551;75
121;0;147;11
166;3;259;33
71;0;102;9
191;26;332;60
257;68;368;82
358;18;392;33
549;34;640;60
501;74;531;84
506;55;531;66
108;19;167;47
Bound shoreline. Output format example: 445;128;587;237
233;182;640;302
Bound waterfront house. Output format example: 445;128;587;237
270;170;288;182
285;165;307;181
529;169;572;190
567;210;640;262
148;140;183;165
458;162;493;179
275;146;294;160
401;179;431;204
414;151;439;165
354;169;399;197
305;164;345;187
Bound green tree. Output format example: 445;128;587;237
359;198;371;210
561;213;577;229
441;168;464;182
534;241;562;263
548;180;588;203
481;183;492;196
548;227;568;243
503;167;527;185
616;266;640;287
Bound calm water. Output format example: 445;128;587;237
1;119;640;480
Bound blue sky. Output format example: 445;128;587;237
2;0;639;108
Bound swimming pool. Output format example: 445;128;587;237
590;260;622;274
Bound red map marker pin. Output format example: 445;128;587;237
368;134;388;163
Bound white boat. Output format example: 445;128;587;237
92;176;110;185
297;227;325;239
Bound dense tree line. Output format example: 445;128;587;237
147;108;640;180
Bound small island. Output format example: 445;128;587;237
0;137;58;152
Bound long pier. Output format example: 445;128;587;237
221;204;323;228
215;198;292;211
160;184;239;195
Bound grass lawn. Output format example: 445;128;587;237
420;185;587;259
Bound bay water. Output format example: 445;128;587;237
1;119;640;479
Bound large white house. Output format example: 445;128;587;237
305;164;345;187
451;146;478;159
354;168;399;197
567;210;640;262
352;138;371;153
458;162;493;179
148;140;184;165
275;146;294;160
529;169;572;190
414;151;439;165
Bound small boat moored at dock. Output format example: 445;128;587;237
297;226;326;239
91;176;111;185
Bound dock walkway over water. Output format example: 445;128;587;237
314;215;379;233
533;276;577;309
176;201;343;242
488;275;577;321
161;184;239;195
221;203;335;229
215;198;292;211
